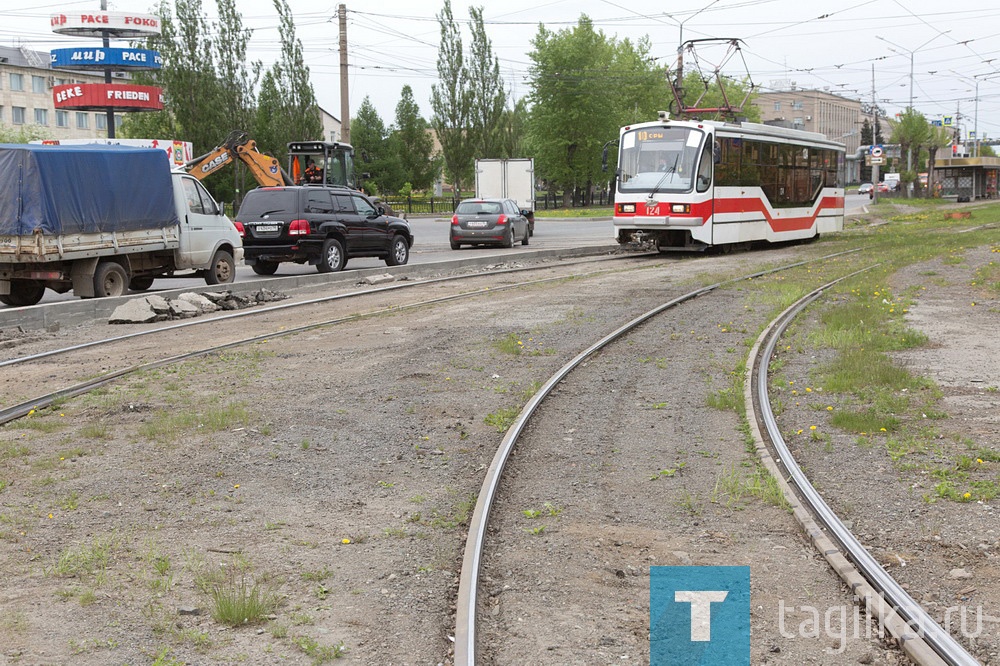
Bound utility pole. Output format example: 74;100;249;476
871;64;879;203
339;4;350;144
101;0;115;138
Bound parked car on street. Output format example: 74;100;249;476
234;185;413;274
877;182;893;193
450;198;530;250
857;182;874;195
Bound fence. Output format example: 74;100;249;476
384;189;612;216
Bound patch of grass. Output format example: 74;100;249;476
711;464;789;510
492;332;525;356
292;635;347;662
79;423;112;439
203;569;279;626
138;401;250;443
54;534;118;579
484;406;520;433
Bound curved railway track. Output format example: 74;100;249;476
455;258;981;665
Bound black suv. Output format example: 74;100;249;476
234;186;414;274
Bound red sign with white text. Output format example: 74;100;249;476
52;83;164;112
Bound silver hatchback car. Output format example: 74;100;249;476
450;198;530;249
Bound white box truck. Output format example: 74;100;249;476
0;143;243;306
475;158;535;235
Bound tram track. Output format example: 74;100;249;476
455;253;983;665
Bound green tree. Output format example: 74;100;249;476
351;97;404;195
252;0;323;163
393;85;436;190
466;6;507;158
431;0;473;193
525;15;667;205
925;124;951;198
496;98;529;158
889;109;932;198
0;125;50;143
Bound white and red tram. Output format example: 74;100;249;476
612;112;845;251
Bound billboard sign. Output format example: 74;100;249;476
50;47;162;70
50;11;161;38
53;83;164;112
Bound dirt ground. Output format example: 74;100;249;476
0;237;997;665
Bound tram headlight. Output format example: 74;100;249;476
671;204;690;214
619;203;636;214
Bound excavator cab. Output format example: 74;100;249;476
287;141;355;189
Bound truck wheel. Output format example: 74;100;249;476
385;235;410;266
318;238;345;273
521;225;530;246
251;260;279;276
129;276;154;291
2;280;45;306
93;262;128;298
205;250;235;285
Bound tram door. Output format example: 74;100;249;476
697;137;716;243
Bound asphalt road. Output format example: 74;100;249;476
22;192;874;306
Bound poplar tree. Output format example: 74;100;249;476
394;85;436;190
430;0;473;193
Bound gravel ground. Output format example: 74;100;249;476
0;239;996;665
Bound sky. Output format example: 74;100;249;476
5;0;1000;142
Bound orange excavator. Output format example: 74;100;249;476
183;130;294;186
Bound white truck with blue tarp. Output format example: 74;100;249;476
0;143;243;307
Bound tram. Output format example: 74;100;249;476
610;112;845;251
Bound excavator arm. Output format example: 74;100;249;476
184;130;293;187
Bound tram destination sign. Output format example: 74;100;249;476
50;47;162;71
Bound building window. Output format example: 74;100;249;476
96;114;107;130
56;110;69;127
773;101;781;111
12;106;26;124
34;108;48;125
793;117;804;126
9;73;24;91
792;100;803;110
76;112;89;129
32;75;46;94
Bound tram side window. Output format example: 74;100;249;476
715;138;741;186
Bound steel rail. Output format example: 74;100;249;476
0;254;651;371
0;261;658;426
749;273;981;666
454;249;862;665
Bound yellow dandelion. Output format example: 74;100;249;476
880;427;887;432
788;381;794;385
791;390;798;396
977;458;984;464
28;409;35;416
60;413;65;417
796;429;803;435
48;513;53;519
805;387;812;393
342;538;352;544
60;457;65;461
963;493;972;500
827;406;833;411
810;425;817;431
234;484;240;489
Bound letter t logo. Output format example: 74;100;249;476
674;590;729;641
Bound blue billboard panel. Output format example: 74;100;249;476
50;47;161;70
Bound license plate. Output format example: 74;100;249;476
255;224;280;233
467;220;488;228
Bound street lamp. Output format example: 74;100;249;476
876;32;950;197
877;32;951;109
665;0;722;90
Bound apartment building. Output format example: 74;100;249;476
0;44;123;139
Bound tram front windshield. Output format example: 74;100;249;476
618;126;705;194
